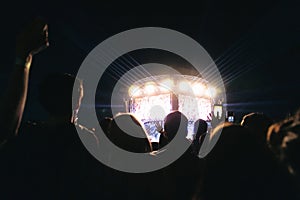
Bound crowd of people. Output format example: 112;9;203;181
1;19;299;200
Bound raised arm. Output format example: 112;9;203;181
0;19;49;144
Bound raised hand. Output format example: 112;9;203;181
16;18;49;60
0;18;49;143
207;111;225;129
155;121;164;133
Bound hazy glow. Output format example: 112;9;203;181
205;87;216;98
129;85;141;97
159;86;169;93
192;83;206;96
149;105;167;120
179;81;191;92
160;79;174;90
178;94;212;121
145;83;156;95
132;94;171;121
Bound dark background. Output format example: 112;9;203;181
1;0;299;122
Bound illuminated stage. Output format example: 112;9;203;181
127;75;215;140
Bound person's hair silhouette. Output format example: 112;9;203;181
108;113;152;153
159;111;188;149
38;73;83;124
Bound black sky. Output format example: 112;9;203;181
1;0;299;121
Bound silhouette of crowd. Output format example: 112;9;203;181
1;19;299;200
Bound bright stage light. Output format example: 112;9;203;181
149;105;167;120
158;86;169;93
192;83;205;96
128;85;141;97
132;94;171;121
161;79;174;89
205;87;216;98
128;75;215;140
179;81;191;92
145;83;156;95
159;79;174;93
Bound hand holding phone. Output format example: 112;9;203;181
228;116;234;122
213;104;223;120
227;111;235;123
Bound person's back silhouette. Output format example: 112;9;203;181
191;119;208;156
1;72;101;199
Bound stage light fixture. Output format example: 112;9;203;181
192;83;205;96
129;85;141;97
144;83;156;95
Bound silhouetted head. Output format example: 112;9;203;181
39;73;83;118
194;119;208;139
207;122;258;165
267;109;300;175
241;112;273;144
282;125;300;176
164;111;188;142
267;118;294;155
202;123;270;199
99;117;112;134
108;113;152;153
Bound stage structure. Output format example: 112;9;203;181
126;74;215;140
